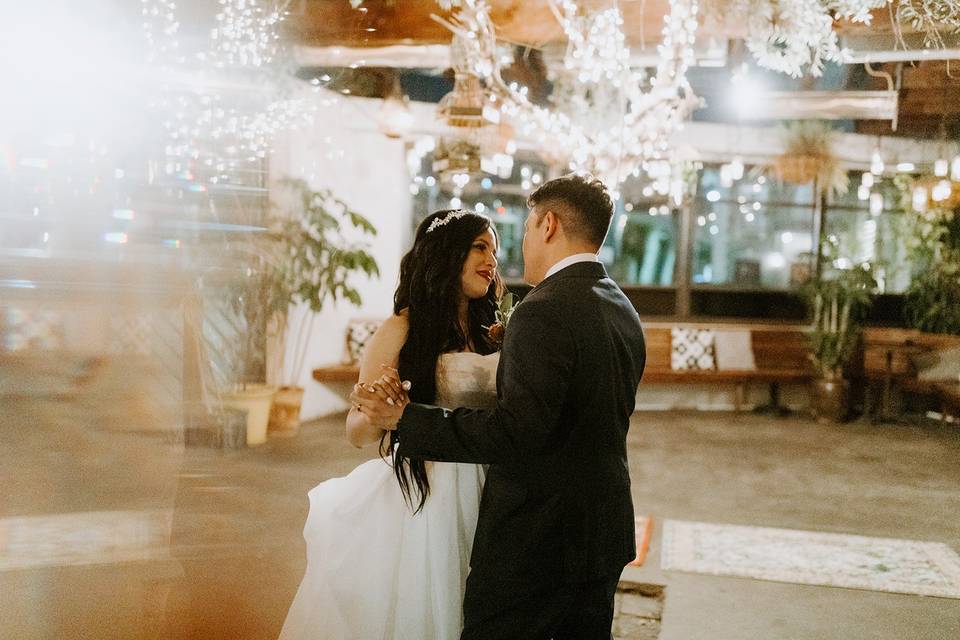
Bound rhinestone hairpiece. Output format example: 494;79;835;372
426;210;469;234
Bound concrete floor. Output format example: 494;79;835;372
622;412;960;640
3;363;959;639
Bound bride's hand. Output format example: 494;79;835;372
350;380;405;430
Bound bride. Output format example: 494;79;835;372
279;209;504;640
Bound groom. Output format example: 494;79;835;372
358;174;645;639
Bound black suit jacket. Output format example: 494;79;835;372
396;261;646;583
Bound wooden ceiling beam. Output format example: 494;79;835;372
285;0;712;48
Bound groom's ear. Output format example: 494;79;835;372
541;210;559;243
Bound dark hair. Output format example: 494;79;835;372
384;209;504;513
527;173;614;248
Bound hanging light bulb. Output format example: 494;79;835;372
951;155;960;182
912;185;928;212
932;180;952;202
870;149;884;175
729;156;745;181
857;184;870;201
861;172;874;188
377;73;413;139
720;164;734;188
671;179;684;206
935;158;949;177
869;192;883;216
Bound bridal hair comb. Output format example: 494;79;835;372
426;210;469;234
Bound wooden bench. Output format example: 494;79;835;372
640;323;814;412
312;363;361;383
858;328;960;421
312;318;382;384
313;320;816;413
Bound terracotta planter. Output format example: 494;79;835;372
221;384;276;446
810;379;851;423
269;385;304;436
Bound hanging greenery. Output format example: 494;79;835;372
702;0;960;78
773;121;849;196
897;0;960;49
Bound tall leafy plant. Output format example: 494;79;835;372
894;176;960;335
803;266;877;380
272;178;380;385
228;179;379;388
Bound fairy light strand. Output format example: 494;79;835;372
141;0;318;178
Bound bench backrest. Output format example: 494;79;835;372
859;328;960;377
643;323;812;375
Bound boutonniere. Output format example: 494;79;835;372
485;292;516;346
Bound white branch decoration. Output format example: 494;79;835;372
434;0;701;188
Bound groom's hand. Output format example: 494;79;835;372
350;370;410;430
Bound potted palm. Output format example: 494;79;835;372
223;179;379;444
803;265;877;422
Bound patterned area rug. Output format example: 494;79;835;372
0;510;173;571
661;520;960;599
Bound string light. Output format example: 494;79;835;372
912;185;928;212
208;0;284;68
932;179;952;202
141;0;318;178
870;148;885;175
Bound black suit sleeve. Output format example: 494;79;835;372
395;301;575;464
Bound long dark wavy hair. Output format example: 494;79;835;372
382;210;505;514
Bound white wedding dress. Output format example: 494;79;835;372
279;352;499;640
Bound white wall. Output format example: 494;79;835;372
270;92;433;419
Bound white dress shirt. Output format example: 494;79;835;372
543;253;600;280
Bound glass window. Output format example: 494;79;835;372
822;173;912;294
603;202;678;286
692;165;816;289
409;150;546;281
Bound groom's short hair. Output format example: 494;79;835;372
527;173;614;248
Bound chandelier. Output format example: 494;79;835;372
432;0;701;188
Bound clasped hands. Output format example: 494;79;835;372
350;365;412;431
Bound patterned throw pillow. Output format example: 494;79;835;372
671;328;716;371
345;319;382;364
1;307;65;352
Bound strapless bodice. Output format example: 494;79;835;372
435;352;499;410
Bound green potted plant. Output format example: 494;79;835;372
803;265;877;422
222;178;379;444
894;177;960;335
221;255;287;446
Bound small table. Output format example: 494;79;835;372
866;340;929;423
